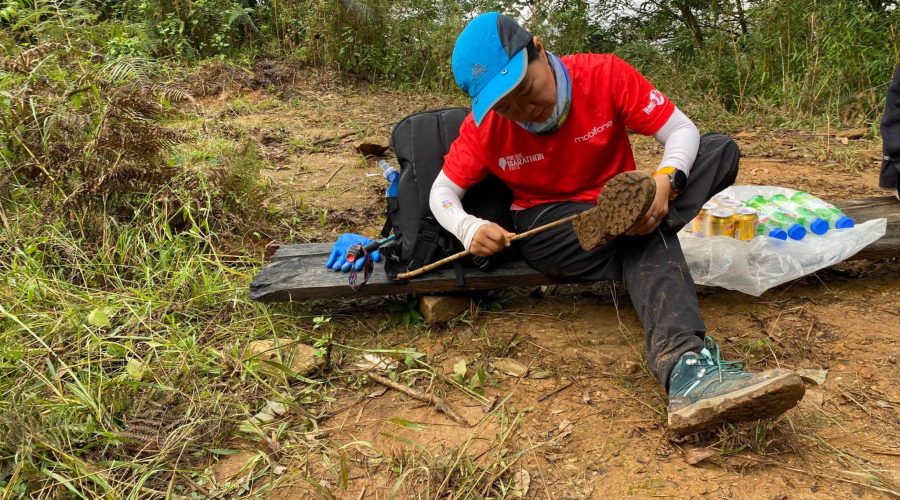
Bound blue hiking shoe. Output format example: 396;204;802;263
667;337;805;434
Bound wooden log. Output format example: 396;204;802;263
249;246;563;301
249;197;900;302
833;196;900;260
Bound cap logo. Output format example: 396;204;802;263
471;63;488;80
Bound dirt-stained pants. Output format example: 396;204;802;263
511;134;740;388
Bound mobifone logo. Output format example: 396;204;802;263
574;120;614;144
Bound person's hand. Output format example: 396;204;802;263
326;233;382;272
469;223;514;257
626;175;671;236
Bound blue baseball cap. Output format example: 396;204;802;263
452;13;533;126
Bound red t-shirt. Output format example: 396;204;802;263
443;54;675;209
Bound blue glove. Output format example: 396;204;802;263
325;233;383;272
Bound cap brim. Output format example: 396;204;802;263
472;48;528;126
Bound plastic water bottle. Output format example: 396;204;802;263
769;194;830;235
756;216;788;240
790;191;855;229
746;195;807;240
378;159;399;197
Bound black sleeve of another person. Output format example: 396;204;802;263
880;64;900;190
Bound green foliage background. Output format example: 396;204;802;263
3;0;898;122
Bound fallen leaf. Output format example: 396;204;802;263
796;368;828;386
367;386;388;398
355;143;390;158
125;358;145;381
556;420;575;440
265;401;288;416
511;469;530;498
685;447;717;466
493;358;528;377
529;370;552;379
251;411;275;424
354;353;398;372
454;359;467;378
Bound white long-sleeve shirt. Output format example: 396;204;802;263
429;108;699;251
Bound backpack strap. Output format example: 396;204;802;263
406;216;468;287
406;216;443;271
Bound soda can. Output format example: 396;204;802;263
734;207;758;241
706;208;735;237
692;202;715;236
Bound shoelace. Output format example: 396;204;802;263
703;336;745;383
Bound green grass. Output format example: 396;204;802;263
0;188;283;496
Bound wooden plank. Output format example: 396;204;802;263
249;254;562;302
250;197;900;302
836;197;900;261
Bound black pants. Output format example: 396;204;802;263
880;64;900;190
512;134;740;388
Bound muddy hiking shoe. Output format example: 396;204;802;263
573;170;656;251
667;337;805;434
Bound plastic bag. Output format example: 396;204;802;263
678;185;887;296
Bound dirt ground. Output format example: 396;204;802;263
191;63;898;498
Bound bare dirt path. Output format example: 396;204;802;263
190;64;898;498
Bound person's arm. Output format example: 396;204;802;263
653;107;699;176
430;171;514;256
606;56;701;235
429;170;489;251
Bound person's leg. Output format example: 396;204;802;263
664;133;740;232
512;201;624;281
514;203;706;387
879;64;900;199
619;232;705;386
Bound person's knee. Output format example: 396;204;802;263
700;133;740;183
721;135;740;182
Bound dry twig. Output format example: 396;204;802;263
367;372;471;427
537;380;574;402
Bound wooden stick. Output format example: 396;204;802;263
396;212;583;280
536;380;574;402
367;372;471;427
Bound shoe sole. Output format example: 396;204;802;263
668;369;805;435
573;170;656;251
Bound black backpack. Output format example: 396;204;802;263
381;108;517;282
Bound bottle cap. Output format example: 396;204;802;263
809;218;829;235
787;224;806;240
768;228;788;240
835;216;855;229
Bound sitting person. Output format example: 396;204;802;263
881;64;900;201
429;12;805;434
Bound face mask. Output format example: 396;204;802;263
516;51;572;135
